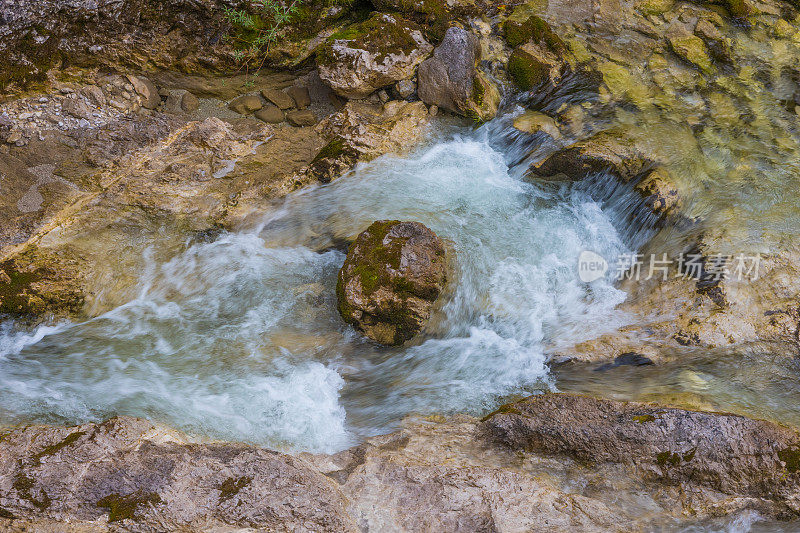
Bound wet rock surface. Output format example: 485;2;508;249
337;220;447;345
2;394;800;531
417;26;500;122
483;394;800;516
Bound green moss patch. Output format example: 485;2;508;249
32;431;85;463
632;414;656;423
0;261;42;316
503;16;565;52
219;476;252;501
778;446;800;473
317;12;426;66
97;492;162;522
508;48;549;91
13;474;51;511
372;0;453;41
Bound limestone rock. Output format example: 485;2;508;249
61;98;90;120
255;105;285;124
317;13;433;99
4;395;800;530
337;220;447;345
482;393;800;512
306;100;430;182
0;417;355;532
261;87;295;110
79;85;106;107
227;94;263;115
286;86;311;109
180;91;199;113
164;90;198;114
127;75;160;109
286;109;316;126
0;0;230;92
394;78;416;99
417;27;500;121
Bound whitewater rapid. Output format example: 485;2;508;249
0;120;635;453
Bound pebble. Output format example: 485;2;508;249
59;88;74;94
78;118;90;128
39;97;49;103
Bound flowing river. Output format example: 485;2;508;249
1;101;800;531
0;108;644;451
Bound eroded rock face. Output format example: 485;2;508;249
0;417;354;532
3;395;800;531
317;13;433;99
0;0;231;93
337;220;447;345
417;26;500;122
482;394;800;516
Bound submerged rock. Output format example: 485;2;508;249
512;110;562;139
317;13;433;99
635;166;681;216
337;220;447;345
529;128;659;181
417;27;500;122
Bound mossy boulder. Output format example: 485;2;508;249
337;220;447;345
417;27;500;122
316;12;433;98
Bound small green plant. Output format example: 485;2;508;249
223;0;302;76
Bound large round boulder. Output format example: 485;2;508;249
317;13;433;99
337;220;447;345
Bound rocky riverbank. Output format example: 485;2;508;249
1;393;799;531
